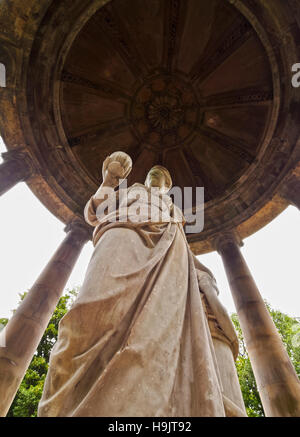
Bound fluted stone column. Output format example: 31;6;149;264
0;220;91;417
0;149;33;196
215;232;300;417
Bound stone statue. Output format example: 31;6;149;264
38;152;246;417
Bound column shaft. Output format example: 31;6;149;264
218;236;300;417
0;223;90;416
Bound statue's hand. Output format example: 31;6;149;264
102;160;124;188
101;152;132;188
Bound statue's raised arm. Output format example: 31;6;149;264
84;151;132;227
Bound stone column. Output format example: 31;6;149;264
0;149;33;196
215;232;300;417
0;220;91;417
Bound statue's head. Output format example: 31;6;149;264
144;165;172;194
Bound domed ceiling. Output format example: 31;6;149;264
60;0;273;202
1;0;299;253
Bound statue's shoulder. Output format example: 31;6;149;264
118;182;144;194
126;182;147;194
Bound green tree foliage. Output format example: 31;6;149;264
1;288;78;417
231;303;300;417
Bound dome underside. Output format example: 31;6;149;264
4;0;298;254
60;0;273;203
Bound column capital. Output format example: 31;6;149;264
278;165;300;209
211;230;243;254
1;147;36;180
64;217;93;244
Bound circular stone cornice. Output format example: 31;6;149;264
0;0;299;254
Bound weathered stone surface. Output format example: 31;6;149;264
0;149;34;196
0;0;299;418
38;159;242;417
0;0;299;252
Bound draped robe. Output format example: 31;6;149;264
38;183;226;417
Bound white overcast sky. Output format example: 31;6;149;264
0;137;299;320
